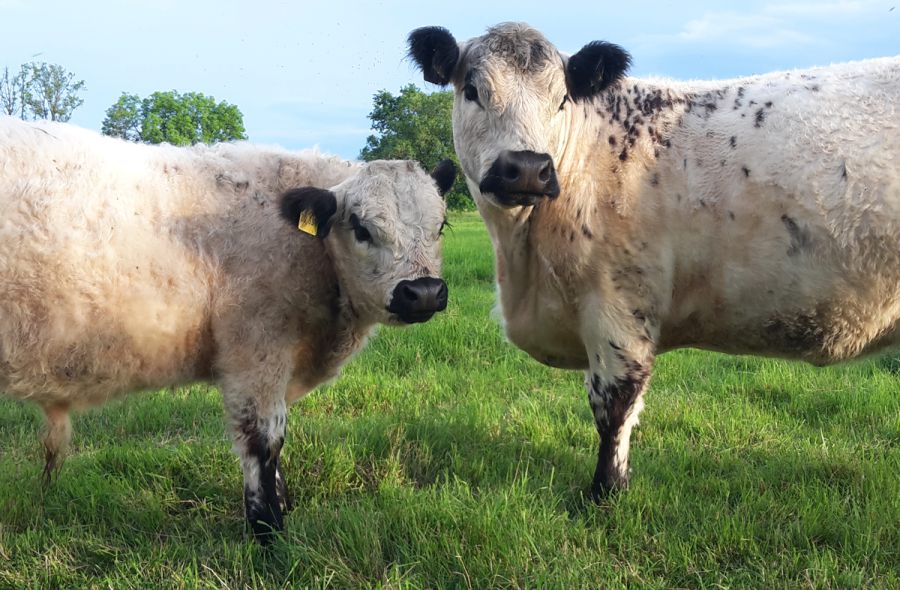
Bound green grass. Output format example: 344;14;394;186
1;212;898;589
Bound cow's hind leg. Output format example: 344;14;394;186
586;344;653;500
41;403;71;486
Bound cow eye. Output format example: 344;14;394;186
559;94;569;111
463;84;479;102
354;225;372;243
349;214;372;243
439;218;451;236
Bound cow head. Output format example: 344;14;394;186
281;159;454;325
408;22;630;209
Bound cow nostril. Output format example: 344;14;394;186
538;161;552;182
436;282;448;302
502;163;520;182
401;285;419;302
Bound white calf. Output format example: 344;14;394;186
0;117;455;540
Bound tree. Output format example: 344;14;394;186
101;90;247;146
0;66;28;118
361;84;473;211
21;62;86;122
100;93;141;142
1;62;85;122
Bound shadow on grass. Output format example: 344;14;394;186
3;396;894;547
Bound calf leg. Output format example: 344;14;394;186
275;455;293;513
229;395;287;542
41;403;71;486
586;345;653;499
221;366;290;544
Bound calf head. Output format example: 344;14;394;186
281;159;455;325
408;22;630;209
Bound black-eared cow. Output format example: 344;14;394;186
0;117;455;541
408;22;899;499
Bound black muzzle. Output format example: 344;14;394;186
479;150;560;207
387;277;448;323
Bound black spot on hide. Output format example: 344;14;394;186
781;214;811;256
754;108;766;127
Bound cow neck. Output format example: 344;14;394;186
318;241;369;344
488;80;696;298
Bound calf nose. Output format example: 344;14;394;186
388;277;448;323
480;150;561;205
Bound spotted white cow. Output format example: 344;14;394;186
0;117;455;541
408;22;900;499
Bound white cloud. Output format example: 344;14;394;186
675;11;816;48
766;1;879;17
641;1;886;51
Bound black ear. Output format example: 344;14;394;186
566;41;632;101
430;159;456;196
279;187;338;238
408;26;459;86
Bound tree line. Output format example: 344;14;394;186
1;62;246;146
2;62;470;209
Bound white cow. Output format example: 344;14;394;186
0;117;455;541
408;22;900;498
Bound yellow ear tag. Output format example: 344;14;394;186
297;210;318;236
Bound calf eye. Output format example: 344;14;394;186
463;84;479;102
559;94;570;111
349;214;372;243
439;218;451;236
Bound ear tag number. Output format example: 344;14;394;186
298;210;318;236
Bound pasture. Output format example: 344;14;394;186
0;212;897;589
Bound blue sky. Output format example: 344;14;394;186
1;1;897;158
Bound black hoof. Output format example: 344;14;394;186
589;474;629;503
246;501;284;545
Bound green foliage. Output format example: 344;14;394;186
1;214;899;588
101;90;247;146
361;84;473;211
0;62;85;122
0;66;27;118
99;93;141;142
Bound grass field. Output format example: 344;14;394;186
0;212;898;589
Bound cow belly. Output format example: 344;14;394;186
663;298;900;366
0;236;215;406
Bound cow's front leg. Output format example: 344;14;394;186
275;455;293;514
586;341;654;500
222;370;290;544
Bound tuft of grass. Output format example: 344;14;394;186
1;212;898;589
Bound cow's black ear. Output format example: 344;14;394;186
566;41;631;101
430;159;456;196
408;26;459;86
280;187;338;238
